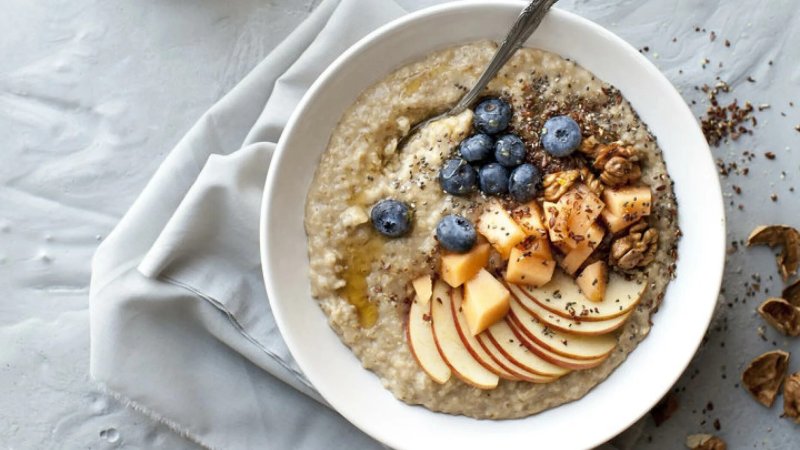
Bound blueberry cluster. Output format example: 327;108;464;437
439;98;542;203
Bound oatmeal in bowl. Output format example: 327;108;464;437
304;41;680;419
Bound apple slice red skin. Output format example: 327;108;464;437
474;334;560;383
508;284;631;336
506;317;609;370
449;290;522;381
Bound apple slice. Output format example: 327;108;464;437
411;275;432;303
513;269;646;321
505;297;617;360
475;334;559;383
450;288;519;381
483;321;570;377
507;282;631;335
430;281;499;389
506;317;609;370
576;261;608;302
407;292;451;384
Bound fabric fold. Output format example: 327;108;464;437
89;0;406;448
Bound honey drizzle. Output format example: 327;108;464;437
339;232;384;328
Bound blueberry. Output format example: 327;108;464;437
508;163;542;203
473;98;512;135
478;163;510;196
370;199;412;238
459;134;494;162
436;214;477;253
541;115;582;157
494;134;526;167
439;159;478;195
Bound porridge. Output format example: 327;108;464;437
304;41;679;419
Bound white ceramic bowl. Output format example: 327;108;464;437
260;2;725;449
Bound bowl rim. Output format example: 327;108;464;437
261;1;726;448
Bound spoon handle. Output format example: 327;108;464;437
450;0;559;115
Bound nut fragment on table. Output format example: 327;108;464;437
610;221;658;270
782;278;800;307
686;434;727;450
741;350;790;407
747;225;800;281
542;170;580;201
757;297;800;336
783;372;800;423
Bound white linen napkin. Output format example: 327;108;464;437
89;0;403;448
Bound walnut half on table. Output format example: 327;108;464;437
686;434;727;450
741;350;790;408
784;372;800;424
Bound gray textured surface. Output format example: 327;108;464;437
1;0;798;448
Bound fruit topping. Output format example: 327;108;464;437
601;185;652;233
494;133;526;167
508;163;541;203
436;214;477;253
541;115;582;157
478;163;510;195
477;200;527;259
462;268;511;335
439;158;478;195
370;199;412;237
441;243;491;288
575;260;608;302
473;97;512;135
459;133;494;162
411;275;433;303
505;238;556;287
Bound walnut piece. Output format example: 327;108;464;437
747;225;800;281
579;135;601;157
543;170;580;201
782;278;800;307
741;350;790;407
783;372;800;423
609;221;658;270
579;167;604;196
686;434;727;450
593;141;642;187
757;298;800;336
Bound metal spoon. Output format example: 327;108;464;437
399;0;558;148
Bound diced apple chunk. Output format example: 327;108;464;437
462;269;510;336
542;201;569;245
411;275;432;304
602;185;652;219
477;201;526;259
601;208;636;234
576;260;608;302
512;202;547;239
565;184;605;237
440;243;491;288
544;184;605;249
560;223;605;275
505;243;556;287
